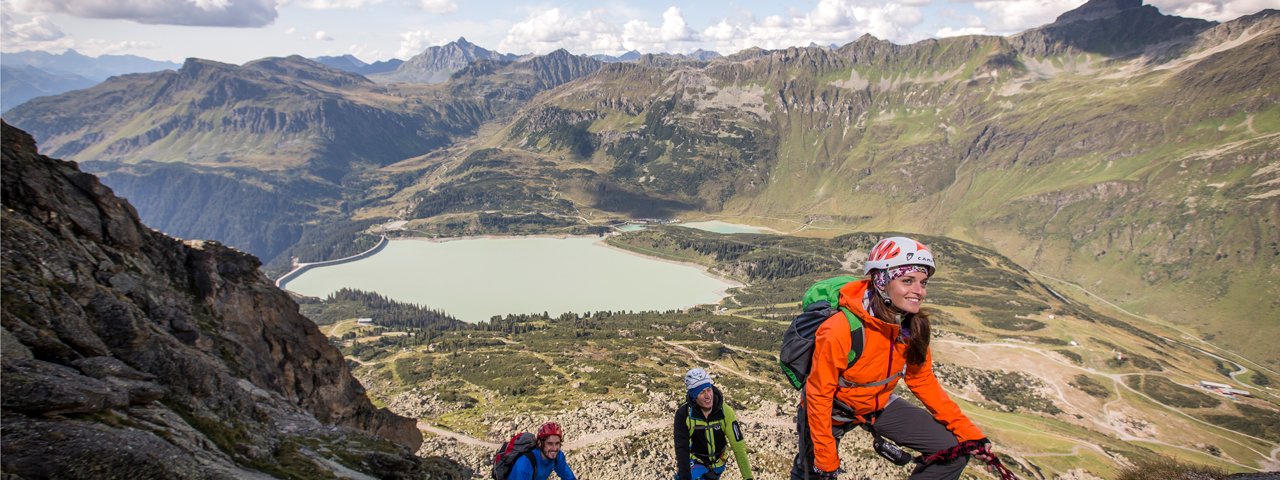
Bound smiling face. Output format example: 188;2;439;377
695;386;715;410
540;435;561;460
886;270;929;314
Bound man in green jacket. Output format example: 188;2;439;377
675;368;754;480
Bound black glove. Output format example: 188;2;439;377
969;438;999;469
812;466;839;479
701;470;721;480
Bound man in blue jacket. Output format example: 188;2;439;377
509;422;577;480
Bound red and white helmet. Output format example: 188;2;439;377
536;422;564;441
863;236;935;275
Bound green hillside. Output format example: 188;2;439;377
312;227;1279;478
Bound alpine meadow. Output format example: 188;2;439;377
2;0;1278;479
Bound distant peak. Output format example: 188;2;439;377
455;36;471;45
1055;0;1144;24
182;57;233;68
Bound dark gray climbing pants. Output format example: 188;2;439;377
790;396;969;480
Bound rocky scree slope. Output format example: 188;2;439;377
0;121;466;479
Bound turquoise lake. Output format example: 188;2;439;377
675;220;777;234
282;237;740;322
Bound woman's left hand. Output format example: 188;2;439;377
971;438;1002;473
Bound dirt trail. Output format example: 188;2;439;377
660;340;772;384
564;419;668;450
418;423;499;449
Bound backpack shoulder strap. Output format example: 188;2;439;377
524;450;537;479
838;306;865;367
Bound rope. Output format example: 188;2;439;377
918;440;1018;480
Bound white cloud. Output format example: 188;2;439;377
418;0;456;14
809;0;855;28
499;8;623;54
936;26;991;37
193;0;232;9
287;0;382;8
285;26;297;34
1149;0;1274;21
0;12;73;52
10;0;278;27
397;29;435;58
80;38;161;56
315;30;333;41
616;7;702;53
1;12;64;42
968;0;1085;33
696;0;928;54
659;7;696;41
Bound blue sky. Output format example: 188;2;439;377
1;0;1273;64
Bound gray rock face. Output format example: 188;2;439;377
0;121;461;478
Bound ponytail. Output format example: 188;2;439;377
868;290;931;365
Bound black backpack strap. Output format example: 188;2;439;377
526;450;538;479
850;320;864;364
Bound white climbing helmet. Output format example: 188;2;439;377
863;236;936;276
684;368;713;392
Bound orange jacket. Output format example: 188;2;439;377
804;279;984;472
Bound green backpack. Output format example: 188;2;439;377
778;276;866;390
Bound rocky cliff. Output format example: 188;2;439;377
0;121;464;478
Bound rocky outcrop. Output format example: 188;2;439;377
0;121;461;478
519;49;604;90
376;37;517;84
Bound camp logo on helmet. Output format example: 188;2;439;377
905;253;913;261
870;240;901;261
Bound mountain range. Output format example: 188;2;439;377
0;50;180;112
312;54;403;75
3;0;1278;366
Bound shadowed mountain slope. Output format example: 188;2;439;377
0;121;468;478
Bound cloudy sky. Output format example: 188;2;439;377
1;0;1272;64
